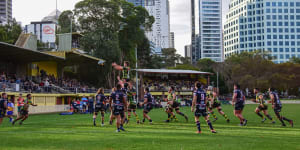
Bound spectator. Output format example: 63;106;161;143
81;96;88;113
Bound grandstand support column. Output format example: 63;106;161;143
207;75;210;86
139;73;144;101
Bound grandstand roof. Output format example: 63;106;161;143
0;42;64;63
135;69;213;75
46;50;105;65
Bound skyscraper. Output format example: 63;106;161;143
197;0;223;62
224;0;300;63
169;32;175;48
0;0;12;23
145;0;170;49
127;0;145;7
191;0;197;63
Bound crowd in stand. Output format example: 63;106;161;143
0;71;96;93
144;80;196;91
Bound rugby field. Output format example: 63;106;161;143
0;104;299;150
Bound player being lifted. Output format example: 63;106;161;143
252;88;275;123
206;86;230;123
165;86;188;122
93;88;107;126
109;84;127;132
125;81;140;124
232;84;247;126
140;87;153;124
269;88;293;127
112;61;130;87
13;94;37;125
191;82;217;134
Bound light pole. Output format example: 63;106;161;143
135;46;139;103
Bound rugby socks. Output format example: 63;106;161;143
207;120;214;130
223;114;229;120
167;113;171;121
266;115;273;121
196;121;201;131
128;115;131;121
282;117;291;122
142;118;145;123
173;115;178;121
135;115;140;122
256;112;264;119
178;112;185;117
211;112;217;119
149;119;152;123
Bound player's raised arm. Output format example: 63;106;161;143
112;62;124;71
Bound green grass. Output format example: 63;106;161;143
0;104;300;150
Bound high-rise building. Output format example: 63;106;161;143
197;0;223;62
185;44;192;58
169;32;175;48
126;0;145;7
145;0;170;49
0;0;12;23
224;0;300;63
191;0;197;63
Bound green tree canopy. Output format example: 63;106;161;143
0;19;22;44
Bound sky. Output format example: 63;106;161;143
13;0;230;56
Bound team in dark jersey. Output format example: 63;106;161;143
93;88;107;126
0;93;8;126
269;88;293;127
191;82;217;134
109;84;128;132
232;84;248;126
252;88;275;123
140;87;153;124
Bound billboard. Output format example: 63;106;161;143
41;24;56;43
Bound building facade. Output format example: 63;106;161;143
145;0;170;49
197;0;223;62
185;44;192;58
169;32;175;48
127;0;145;7
0;0;12;23
191;0;197;63
224;0;300;63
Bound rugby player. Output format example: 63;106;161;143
126;82;140;124
12;94;37;125
252;88;275;123
112;61;130;87
140;87;153;124
207;87;230;123
191;82;217;134
93;88;107;126
269;88;293;127
165;86;188;122
232;84;247;126
109;84;127;132
0;93;8;126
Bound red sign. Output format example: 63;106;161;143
43;25;55;35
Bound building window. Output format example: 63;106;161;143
274;48;278;52
286;48;290;52
291;2;295;7
272;9;277;13
266;9;271;13
280;48;284;52
272;2;276;6
284;2;288;6
266;2;270;6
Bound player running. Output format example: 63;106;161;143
12;94;37;125
0;93;8;126
165;86;188;122
232;84;247;126
93;88;107;126
252;88;275;123
140;87;153;124
109;84;127;132
269;88;293;127
125;82;140;124
191;82;217;134
206;86;230;123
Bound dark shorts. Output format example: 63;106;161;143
7;111;13;116
172;101;180;108
129;104;137;110
212;102;221;109
258;104;268;111
95;104;105;112
274;106;282;113
235;101;245;111
113;105;124;117
20;110;28;116
82;105;87;110
144;104;153;113
195;109;208;117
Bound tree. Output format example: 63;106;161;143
58;10;76;34
74;0;121;87
161;48;181;67
0;19;22;44
290;57;300;64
